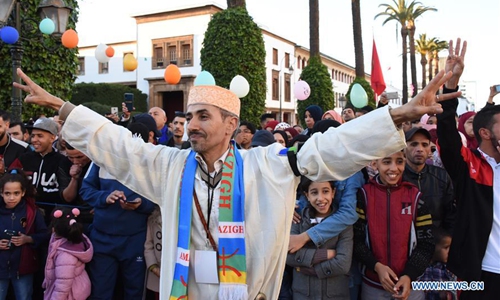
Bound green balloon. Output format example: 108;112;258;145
351;83;368;108
39;18;55;35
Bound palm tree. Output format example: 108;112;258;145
376;0;436;103
406;2;436;96
351;0;364;77
309;0;320;57
415;34;436;88
429;39;448;80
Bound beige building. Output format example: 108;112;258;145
76;3;369;125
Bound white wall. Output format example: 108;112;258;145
263;34;296;119
76;42;138;85
135;14;212;92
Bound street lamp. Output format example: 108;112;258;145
278;56;294;122
0;0;72;121
338;96;347;109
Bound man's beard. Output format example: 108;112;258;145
491;132;499;152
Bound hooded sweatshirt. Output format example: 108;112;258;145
43;233;93;300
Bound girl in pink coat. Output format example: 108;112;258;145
43;208;93;300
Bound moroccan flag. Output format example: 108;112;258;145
371;39;386;96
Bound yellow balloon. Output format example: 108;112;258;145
123;54;138;71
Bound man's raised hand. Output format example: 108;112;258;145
445;38;467;89
13;68;65;111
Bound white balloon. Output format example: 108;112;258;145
229;75;250;98
95;43;110;63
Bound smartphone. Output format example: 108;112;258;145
111;107;118;116
495;85;500;92
3;229;17;248
126;198;140;204
4;229;17;237
386;92;399;99
124;93;134;112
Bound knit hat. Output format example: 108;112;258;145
251;130;275;147
27;117;58;136
305;105;323;122
274;122;291;130
131;113;161;138
188;85;240;117
264;120;280;131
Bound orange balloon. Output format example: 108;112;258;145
164;64;181;84
61;29;78;49
105;46;115;57
123;54;137;71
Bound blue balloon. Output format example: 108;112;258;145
194;71;216;86
39;18;55;35
0;26;19;44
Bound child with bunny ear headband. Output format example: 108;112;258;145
42;207;94;300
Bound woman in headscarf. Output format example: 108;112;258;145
322;110;344;124
284;127;299;143
272;130;288;147
457;111;477;149
302;105;323;136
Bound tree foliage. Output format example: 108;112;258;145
376;0;437;102
346;77;376;109
71;82;148;114
200;7;266;125
297;56;334;126
0;0;80;121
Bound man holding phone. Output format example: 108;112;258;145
79;114;156;299
486;85;500;106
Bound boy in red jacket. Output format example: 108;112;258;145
354;151;434;300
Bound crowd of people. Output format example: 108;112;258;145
0;38;497;300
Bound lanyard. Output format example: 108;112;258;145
197;163;222;250
193;191;217;252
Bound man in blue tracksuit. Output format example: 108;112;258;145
79;116;157;299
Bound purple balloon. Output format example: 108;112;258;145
294;80;311;101
0;26;19;44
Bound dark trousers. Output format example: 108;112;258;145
88;229;147;300
460;271;500;300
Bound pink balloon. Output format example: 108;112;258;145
294;80;311;101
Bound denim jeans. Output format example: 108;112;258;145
0;274;34;300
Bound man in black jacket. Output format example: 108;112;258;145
0;110;30;176
9;117;70;224
403;127;456;233
438;38;500;299
164;112;190;149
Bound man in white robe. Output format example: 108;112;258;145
14;69;459;300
